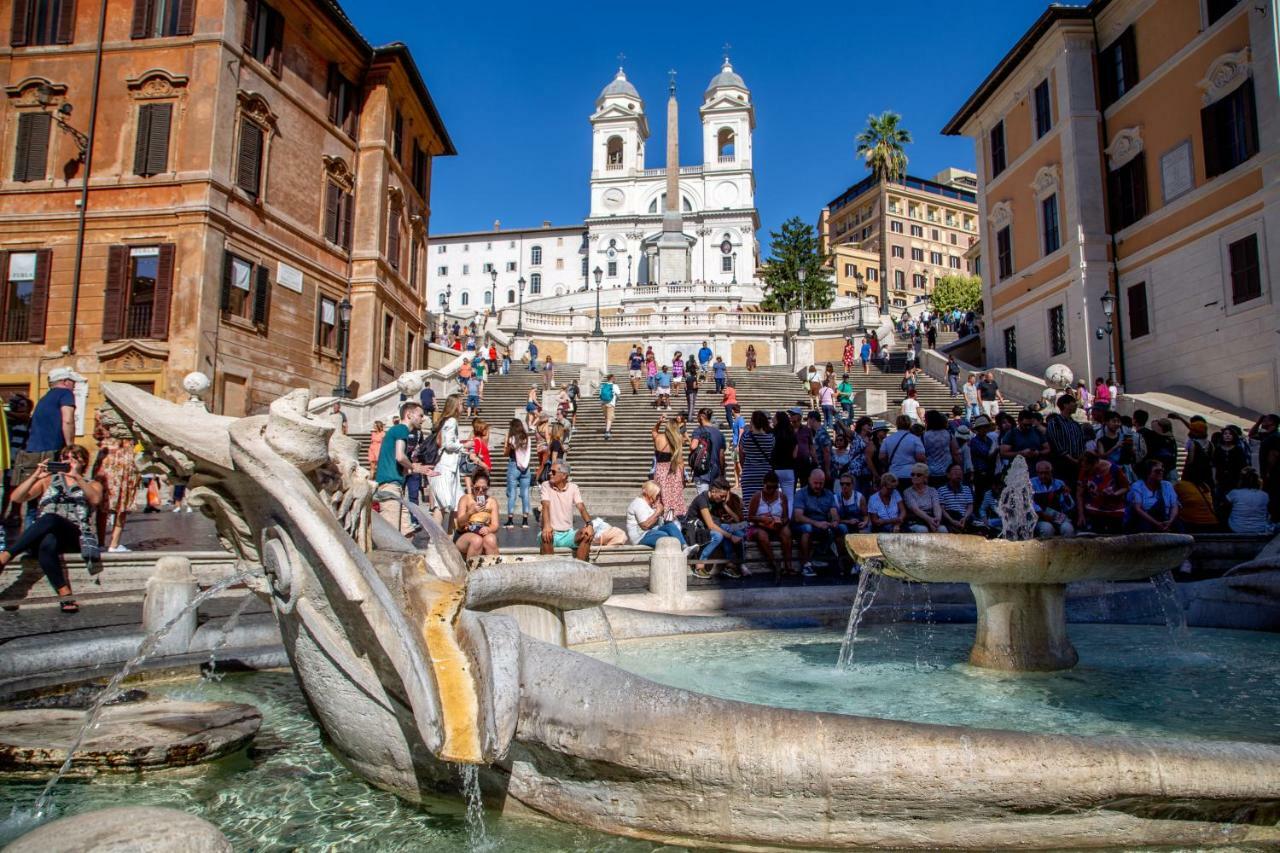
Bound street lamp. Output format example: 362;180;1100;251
592;266;604;337
333;297;353;398
731;251;737;285
35;84;88;160
1097;289;1117;387
488;268;497;316
796;267;809;335
854;272;867;335
516;276;526;336
626;253;632;287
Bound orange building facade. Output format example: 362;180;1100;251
1;0;454;426
945;0;1278;413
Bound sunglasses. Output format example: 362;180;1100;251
911;473;926;478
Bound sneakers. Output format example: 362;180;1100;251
521;516;530;529
801;562;816;577
108;545;130;553
722;563;743;579
690;565;713;579
504;516;514;529
185;505;193;513
171;506;181;513
682;544;700;557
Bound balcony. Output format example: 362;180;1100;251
717;155;735;163
2;309;28;342
125;301;153;339
605;163;624;171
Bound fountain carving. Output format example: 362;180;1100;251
98;382;1280;850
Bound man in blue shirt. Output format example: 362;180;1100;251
690;408;725;494
627;346;645;395
729;404;746;449
419;384;435;415
526;341;539;372
712;357;727;393
792;468;838;577
697;341;713;371
14;367;82;525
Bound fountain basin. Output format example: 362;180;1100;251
855;533;1195;671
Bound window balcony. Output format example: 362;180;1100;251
125;302;153;339
717;155;735;163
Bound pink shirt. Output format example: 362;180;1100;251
543;481;583;531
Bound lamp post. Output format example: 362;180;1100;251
489;268;497;316
333;297;353;398
796;267;809;335
626;253;632;287
731;251;737;285
35;84;88;159
854;272;867;335
592;266;604;337
516;276;526;336
1097;290;1117;387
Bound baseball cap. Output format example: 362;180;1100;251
49;367;86;384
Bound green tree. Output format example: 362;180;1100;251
930;274;983;315
855;111;912;182
760;217;833;312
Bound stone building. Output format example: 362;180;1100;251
1;0;454;422
944;0;1278;413
818;169;980;310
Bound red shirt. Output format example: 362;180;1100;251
722;387;737;406
472;437;491;470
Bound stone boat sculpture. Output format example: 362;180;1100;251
101;382;1280;850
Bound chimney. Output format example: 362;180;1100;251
492;219;501;231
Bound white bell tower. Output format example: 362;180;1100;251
590;67;648;180
700;56;754;172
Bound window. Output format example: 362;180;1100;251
411;143;428;197
12;112;50;182
530;245;542;265
607;260;617;277
0;249;50;343
505;261;516;272
323;182;353;251
101;245;174;340
1207;0;1241;25
9;0;75;46
843;263;854;277
392;109;403;164
316;294;338;350
716;127;735;160
437;266;447;276
1048;305;1066;355
1228;233;1261;305
931;229;940;241
555;258;564;270
891;245;904;259
1127;281;1150;339
1002;326;1018;369
236;117;265;199
387;207;402;271
866;268;877;282
382;313;394;363
482;291;492;306
1202;80;1258;179
130;0;194;38
893;270;905;289
890;221;903;234
990;121;1006;177
912;273;926;289
721;255;733;273
481;262;493;274
950;233;958;245
436;244;446;254
461;264;469;276
1041;193;1060;255
605;135;624;168
909;224;923;238
1108;153;1148;230
409;239;420;292
406;331;416;371
529;273;541;294
219;250;270;330
460;292;469;306
133;103;172;176
581;257;588;276
326;64;357;137
243;0;284;76
911;248;924;262
1034;78;1052;138
1099;26;1137;108
996;226;1013;280
506;288;515;304
929;251;943;265
949;256;962;269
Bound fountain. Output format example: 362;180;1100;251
847;457;1195;671
44;380;1275;851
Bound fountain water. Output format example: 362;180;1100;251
30;570;255;817
996;456;1038;541
203;591;258;681
1150;570;1189;639
597;607;620;662
836;571;881;669
457;764;490;851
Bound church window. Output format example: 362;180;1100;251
648;198;658;214
721;255;733;273
530;245;542;265
529;273;541;294
507;289;515;304
716;127;735;162
605;136;624;169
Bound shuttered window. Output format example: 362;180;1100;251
1202;80;1258;179
10;0;75;47
387;207;402;271
1228;234;1262;306
1127;282;1150;339
323;182;353;251
130;0;194;38
1107;153;1147;231
133;103;172;176
989;121;1006;178
316;294;338;350
411;143;428;198
102;244;174;341
392;109;403;164
219;250;272;331
1098;26;1138;108
996;226;1013;281
243;0;283;76
326;64;357;137
0;249;51;343
13;112;51;182
236;117;264;198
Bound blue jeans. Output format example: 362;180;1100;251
501;358;510;375
701;521;748;562
714;377;725;393
639;522;686;548
405;473;422;507
842;400;854;422
822;405;836;428
948;374;960;395
966;402;982;420
506;459;532;516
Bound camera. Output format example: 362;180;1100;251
46;461;70;473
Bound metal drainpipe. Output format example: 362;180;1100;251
1092;14;1128;389
65;0;109;354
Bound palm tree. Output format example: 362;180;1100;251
855;112;912;312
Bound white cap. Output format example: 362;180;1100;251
49;366;86;384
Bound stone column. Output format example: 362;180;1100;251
649;537;687;610
790;335;814;370
142;556;199;655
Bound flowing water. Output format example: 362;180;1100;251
836;571;881;669
1149;570;1190;640
28;571;255;818
203;591;259;682
598;607;620;663
996;456;1038;541
457;764;491;852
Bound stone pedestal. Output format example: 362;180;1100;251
586;336;608;375
969;582;1077;671
855;388;888;417
789;335;814;370
142;556;198;656
649;537;687;610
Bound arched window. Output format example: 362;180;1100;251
530;245;542;265
483;290;492;305
717;127;735;160
648;193;694;213
460;292;470;306
507;289;515;304
605;135;624;168
530;273;542;294
438;293;447;306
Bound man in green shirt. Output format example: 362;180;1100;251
375;402;430;535
836;374;856;425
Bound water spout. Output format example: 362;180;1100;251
597;606;620;663
996;456;1038;542
204;592;257;681
837;571;881;669
457;763;490;851
1149;570;1189;640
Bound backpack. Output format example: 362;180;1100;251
689;435;712;476
599;382;615;403
410;429;440;466
901;376;916;392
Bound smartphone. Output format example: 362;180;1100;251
46;461;70;473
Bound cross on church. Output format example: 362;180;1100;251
722;42;732;62
616;51;626;68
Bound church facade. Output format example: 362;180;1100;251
426;60;760;311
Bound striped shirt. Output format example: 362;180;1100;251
937;483;974;515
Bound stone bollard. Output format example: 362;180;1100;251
142;556;199;655
649;537;687;610
855;388;888;416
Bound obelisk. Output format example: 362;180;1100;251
656;70;689;284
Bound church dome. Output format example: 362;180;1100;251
704;60;746;97
598;68;641;103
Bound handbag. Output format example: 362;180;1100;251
80;528;103;574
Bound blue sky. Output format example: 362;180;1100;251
352;0;1054;252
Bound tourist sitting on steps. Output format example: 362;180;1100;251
626;480;689;548
747;472;793;578
454;470;500;559
539;460;625;562
687;477;747;579
937;463;975;534
903;463;946;534
792;469;839;577
1031;460;1075;538
867;473;905;532
0;445;103;613
1124;459;1180;534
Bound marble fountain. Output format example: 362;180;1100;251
3;382;1279;851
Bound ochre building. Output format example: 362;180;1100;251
1;0;454;424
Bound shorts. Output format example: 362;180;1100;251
12;449;57;485
552;529;578;549
656;387;671;397
629;369;642;379
466;395;479;409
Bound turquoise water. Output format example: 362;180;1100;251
583;624;1280;744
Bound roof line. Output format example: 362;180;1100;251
942;3;1099;136
429;224;587;239
373;43;458;156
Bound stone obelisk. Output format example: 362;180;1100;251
656;71;689;284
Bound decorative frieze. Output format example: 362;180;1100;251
1105;127;1143;170
1198;47;1251;106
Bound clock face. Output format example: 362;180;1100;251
603;188;625;209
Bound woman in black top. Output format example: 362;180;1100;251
771;410;798;496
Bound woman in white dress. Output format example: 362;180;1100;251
430;394;467;530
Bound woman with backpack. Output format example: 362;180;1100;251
599;374;620;439
504;419;533;529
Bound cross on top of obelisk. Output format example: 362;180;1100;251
668;68;677;95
